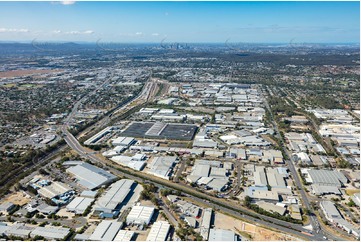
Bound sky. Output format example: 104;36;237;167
0;1;359;43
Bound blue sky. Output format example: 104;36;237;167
0;1;359;43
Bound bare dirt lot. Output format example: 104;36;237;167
0;69;62;78
3;191;31;206
214;212;301;241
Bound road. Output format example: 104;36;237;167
262;88;345;241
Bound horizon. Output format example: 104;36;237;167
0;1;359;43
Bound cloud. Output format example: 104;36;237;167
65;30;94;35
152;33;159;36
135;32;143;35
0;28;29;33
60;1;76;5
52;30;62;34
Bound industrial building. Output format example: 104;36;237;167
89;220;123;241
4;223;34;238
66;196;94;214
121;122;198;141
146;221;171;241
37;181;72;199
111;154;147;171
30;226;71;240
320;201;359;237
112;137;136;147
305;169;348;187
94;179;134;217
67;163;117;190
84;126;116;146
126;205;155;225
113;230;135;241
200;208;213;240
208;229;237;241
147;156;177;180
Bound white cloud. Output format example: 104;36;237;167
65;30;94;35
60;1;76;5
152;33;159;36
52;30;62;34
135;32;143;35
0;28;29;33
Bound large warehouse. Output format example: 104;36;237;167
94;179;135;217
208;229;237;241
66;196;94;214
126;205;155;225
306;169;348;187
121;122;198;141
147;156;177;180
146;221;171;241
89;220;123;241
66;163;117;190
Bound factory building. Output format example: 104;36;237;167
147;156;177;180
146;221;171;241
113;230;135;241
89;220;123;241
126;205;155;225
67;163;117;190
66;196;94;214
306;169;348;187
94;179;134;218
37;181;72;199
200;208;213;240
30;226;71;240
208;229;237;241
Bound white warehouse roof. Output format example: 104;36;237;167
146;221;170;241
126;205;155;225
208;229;237;241
90;220;123;241
94;179;134;214
30;226;71;240
67;163;117;190
66;197;94;214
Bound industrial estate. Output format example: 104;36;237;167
0;2;360;242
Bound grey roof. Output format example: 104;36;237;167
90;220;123;241
67;163;117;190
30;226;70;240
312;184;341;195
66;197;94;214
147;156;177;179
207;178;228;191
208;229;236;241
191;164;210;177
5;223;34;237
94;179;134;213
308;169;348;187
80;190;97;198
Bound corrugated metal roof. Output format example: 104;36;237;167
146;221;170;241
89;220;123;241
67;163;116;190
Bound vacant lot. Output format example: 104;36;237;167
0;69;62;78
